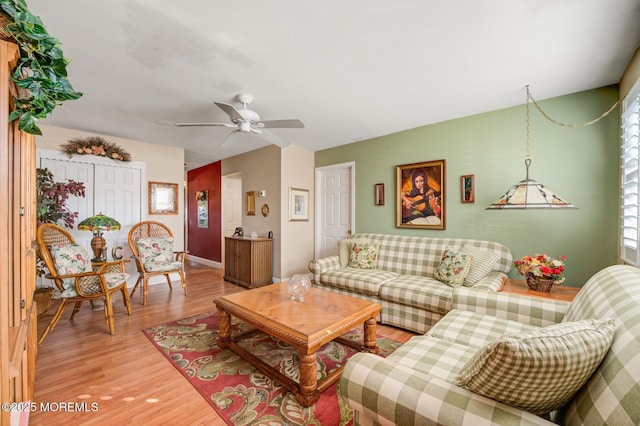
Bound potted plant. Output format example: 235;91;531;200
35;167;85;313
0;0;82;135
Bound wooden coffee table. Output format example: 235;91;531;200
214;283;381;407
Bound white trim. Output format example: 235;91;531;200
620;77;640;266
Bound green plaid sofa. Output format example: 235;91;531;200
309;233;512;333
340;264;640;425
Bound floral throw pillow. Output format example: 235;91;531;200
433;248;473;287
136;237;174;267
348;242;380;269
338;238;370;267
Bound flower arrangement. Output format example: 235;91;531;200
514;253;566;285
60;136;131;162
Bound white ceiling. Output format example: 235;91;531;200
27;0;640;170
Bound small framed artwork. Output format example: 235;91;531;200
246;191;256;216
196;191;208;228
148;182;178;215
375;183;385;206
289;187;309;221
396;160;445;229
461;175;475;203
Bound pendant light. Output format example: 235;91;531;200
486;86;577;209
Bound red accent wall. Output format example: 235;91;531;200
187;161;222;262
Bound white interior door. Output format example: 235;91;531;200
94;164;141;274
315;162;355;258
222;175;243;265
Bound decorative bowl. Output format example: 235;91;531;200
288;274;311;302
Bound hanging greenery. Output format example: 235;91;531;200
0;0;82;135
60;136;132;162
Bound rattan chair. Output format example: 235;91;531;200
36;223;132;344
127;221;187;305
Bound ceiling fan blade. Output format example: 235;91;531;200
258;129;290;148
260;119;305;129
175;122;235;127
221;130;241;147
214;102;244;122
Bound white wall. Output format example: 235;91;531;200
35;124;186;249
280;145;315;278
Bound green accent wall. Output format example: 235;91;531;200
315;87;620;287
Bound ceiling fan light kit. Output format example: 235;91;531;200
175;93;304;148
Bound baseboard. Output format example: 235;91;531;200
186;254;222;269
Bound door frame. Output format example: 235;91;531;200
314;161;356;258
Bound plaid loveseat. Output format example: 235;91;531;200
309;233;512;333
340;264;640;425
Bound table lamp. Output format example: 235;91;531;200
78;213;121;261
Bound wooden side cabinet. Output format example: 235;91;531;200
224;237;273;288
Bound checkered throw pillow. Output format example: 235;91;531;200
460;244;500;286
454;318;615;415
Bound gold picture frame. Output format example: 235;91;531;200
246;191;256;216
461;174;475;203
396;160;445;229
148;182;178;215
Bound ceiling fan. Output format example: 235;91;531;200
175;93;304;148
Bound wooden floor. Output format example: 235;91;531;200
30;262;416;425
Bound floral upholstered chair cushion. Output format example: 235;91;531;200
136;237;182;272
433;248;473;287
49;243;129;297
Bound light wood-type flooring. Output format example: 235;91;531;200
30;261;416;425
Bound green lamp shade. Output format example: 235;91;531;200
78;213;121;232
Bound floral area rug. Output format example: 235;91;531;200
142;311;401;426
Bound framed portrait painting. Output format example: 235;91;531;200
396;160;445;229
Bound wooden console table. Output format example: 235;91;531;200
224;237;273;288
502;279;580;302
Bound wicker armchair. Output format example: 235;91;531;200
36;223;132;343
127;221;188;305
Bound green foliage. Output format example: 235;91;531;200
0;0;82;135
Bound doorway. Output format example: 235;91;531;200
221;173;243;265
315;162;355;258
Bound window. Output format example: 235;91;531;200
620;79;640;265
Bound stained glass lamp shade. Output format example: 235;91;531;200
486;160;576;209
78;213;121;261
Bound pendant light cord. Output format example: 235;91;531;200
526;86;621;128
